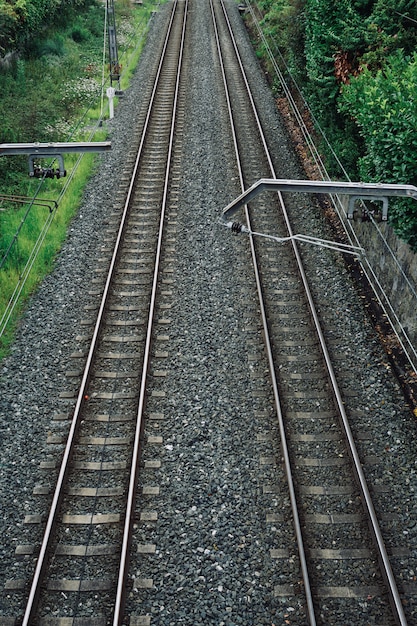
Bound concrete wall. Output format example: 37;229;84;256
344;204;417;348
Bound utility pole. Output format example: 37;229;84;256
107;0;121;90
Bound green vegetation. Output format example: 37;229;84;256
249;0;417;249
340;51;417;248
0;0;102;57
0;0;160;357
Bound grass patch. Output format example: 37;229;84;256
0;0;163;358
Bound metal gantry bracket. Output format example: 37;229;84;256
0;194;58;213
0;142;112;178
222;178;417;221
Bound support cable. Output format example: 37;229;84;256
221;220;364;256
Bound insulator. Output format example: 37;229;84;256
30;166;66;179
231;221;242;234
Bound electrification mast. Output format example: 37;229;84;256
106;0;121;89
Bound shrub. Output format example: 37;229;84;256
39;35;66;57
340;50;417;248
71;25;90;43
0;0;97;56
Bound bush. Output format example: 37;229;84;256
340;51;417;247
0;0;97;56
38;35;66;57
248;0;417;247
71;25;90;43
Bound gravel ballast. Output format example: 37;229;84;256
1;0;417;624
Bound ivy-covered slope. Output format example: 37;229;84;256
0;0;92;55
253;0;417;249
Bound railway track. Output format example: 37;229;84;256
3;0;417;625
213;0;410;623
5;1;187;624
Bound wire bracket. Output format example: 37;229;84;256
348;195;389;221
0;142;112;178
222;178;417;221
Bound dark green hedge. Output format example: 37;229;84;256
340;51;417;248
252;0;417;249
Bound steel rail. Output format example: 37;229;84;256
113;0;188;621
216;0;407;624
21;2;181;624
210;0;316;623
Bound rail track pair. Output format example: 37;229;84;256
3;0;415;624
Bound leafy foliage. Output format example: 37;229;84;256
340;51;417;247
256;0;306;82
251;0;417;248
0;0;95;55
